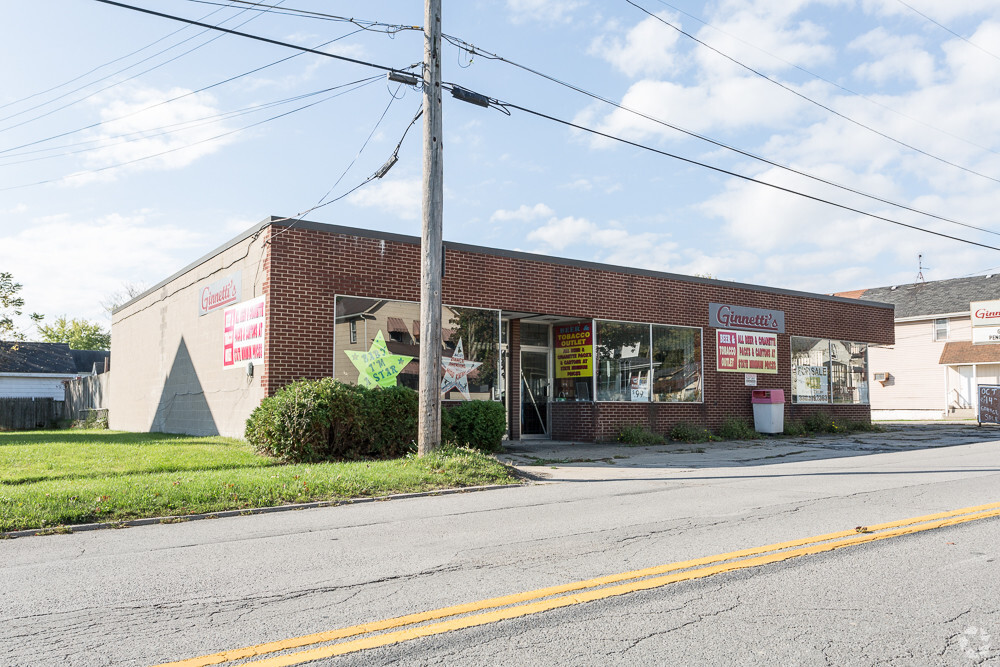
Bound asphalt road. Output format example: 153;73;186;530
3;424;1000;666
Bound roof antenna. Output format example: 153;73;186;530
916;254;926;283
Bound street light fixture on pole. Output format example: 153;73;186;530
418;0;443;455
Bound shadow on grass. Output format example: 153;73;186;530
1;460;281;486
0;431;236;447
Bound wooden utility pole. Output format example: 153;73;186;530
418;0;443;455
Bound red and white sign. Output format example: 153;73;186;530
971;300;1000;327
224;295;265;368
716;329;778;374
199;271;242;316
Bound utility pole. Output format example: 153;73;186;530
418;0;443;455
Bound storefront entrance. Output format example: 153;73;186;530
520;347;550;437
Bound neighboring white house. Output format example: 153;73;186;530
0;342;109;400
837;275;1000;420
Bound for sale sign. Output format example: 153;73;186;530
224;296;265;368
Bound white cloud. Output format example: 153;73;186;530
67;86;236;185
0;212;209;324
506;0;583;23
525;214;680;270
850;28;936;86
490;203;554;222
346;178;421;220
590;12;683;78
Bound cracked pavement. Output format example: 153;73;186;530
2;423;1000;665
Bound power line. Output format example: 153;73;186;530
0;4;227;113
90;0;403;73
0;28;379;157
440;36;1000;239
179;0;420;33
0;75;383;192
0;85;359;168
649;0;1000;160
0;2;290;133
626;0;1000;186
484;92;1000;252
894;0;1000;64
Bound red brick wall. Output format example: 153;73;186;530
263;224;894;435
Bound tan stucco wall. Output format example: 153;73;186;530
109;232;268;438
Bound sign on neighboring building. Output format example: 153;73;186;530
978;385;1000;425
554;322;593;379
716;329;778;374
709;303;785;333
223;295;265;368
971;300;1000;344
200;271;242;316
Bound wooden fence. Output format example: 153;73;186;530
64;373;111;422
0;398;62;431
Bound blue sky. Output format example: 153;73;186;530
2;0;1000;332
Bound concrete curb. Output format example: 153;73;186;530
1;483;522;540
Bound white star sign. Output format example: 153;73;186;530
440;339;482;400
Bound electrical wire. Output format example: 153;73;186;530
178;0;421;33
481;90;1000;252
0;1;282;130
439;36;1000;239
625;0;1000;186
894;0;1000;64
90;0;403;73
649;0;1000;160
0;28;384;157
0;85;361;168
0;3;227;113
0;75;383;192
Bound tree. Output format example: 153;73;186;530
38;316;110;350
0;272;43;342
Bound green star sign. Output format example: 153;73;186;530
344;330;414;388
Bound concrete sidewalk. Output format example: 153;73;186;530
501;421;1000;482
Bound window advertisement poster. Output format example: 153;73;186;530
629;375;649;401
555;322;593;379
223;295;265;368
716;329;778;374
795;365;829;403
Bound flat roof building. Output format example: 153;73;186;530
111;217;895;441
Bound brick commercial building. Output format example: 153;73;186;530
111;217;895;440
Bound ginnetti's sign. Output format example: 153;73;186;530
709;303;785;334
971;300;1000;344
199;271;242;316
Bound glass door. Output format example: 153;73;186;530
521;348;550;437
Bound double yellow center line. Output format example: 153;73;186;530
159;501;1000;666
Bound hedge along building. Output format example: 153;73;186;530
110;217;895;440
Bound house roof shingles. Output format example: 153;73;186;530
0;342;76;374
835;274;1000;319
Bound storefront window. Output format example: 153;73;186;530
791;336;830;404
520;322;549;347
596;321;650;402
334;296;500;401
651;325;702;402
792;337;869;405
831;340;868;404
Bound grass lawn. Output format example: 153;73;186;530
0;430;519;533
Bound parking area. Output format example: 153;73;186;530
501;421;1000;482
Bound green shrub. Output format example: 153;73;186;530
669;421;714;443
783;421;807;436
442;400;507;453
245;379;417;462
803;411;837;433
616;424;666;446
717;417;761;441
